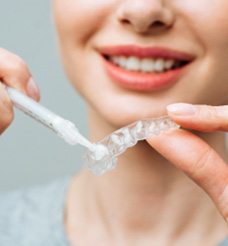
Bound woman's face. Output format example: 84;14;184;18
53;0;228;128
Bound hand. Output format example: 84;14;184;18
0;47;40;134
147;103;228;222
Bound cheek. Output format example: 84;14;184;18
53;0;114;45
199;10;228;53
53;0;117;93
199;6;228;104
175;0;228;103
175;0;228;50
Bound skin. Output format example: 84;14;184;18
0;48;40;133
53;0;228;128
1;0;228;245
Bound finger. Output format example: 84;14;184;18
0;83;14;134
147;129;228;221
0;48;40;101
166;103;228;132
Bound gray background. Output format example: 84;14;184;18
0;1;87;191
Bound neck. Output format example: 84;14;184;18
65;108;228;245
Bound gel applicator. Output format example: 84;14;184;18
6;86;94;149
6;86;180;176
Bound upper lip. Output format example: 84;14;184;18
98;45;196;62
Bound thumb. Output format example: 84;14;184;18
147;129;228;221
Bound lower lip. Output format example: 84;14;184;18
102;57;186;92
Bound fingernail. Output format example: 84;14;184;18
167;103;197;116
27;78;40;100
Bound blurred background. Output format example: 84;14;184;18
0;0;87;191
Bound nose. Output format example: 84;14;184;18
117;0;175;34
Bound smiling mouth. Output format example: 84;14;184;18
100;45;194;73
99;45;195;91
104;55;189;74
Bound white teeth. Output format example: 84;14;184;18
154;59;165;72
141;58;155;72
109;56;179;73
164;59;175;69
111;56;120;65
125;56;141;71
118;56;127;68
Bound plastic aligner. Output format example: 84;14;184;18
85;116;180;176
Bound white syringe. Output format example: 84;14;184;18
6;86;94;150
6;86;180;176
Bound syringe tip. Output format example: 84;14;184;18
52;117;85;145
89;144;109;161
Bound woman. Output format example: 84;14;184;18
0;0;228;245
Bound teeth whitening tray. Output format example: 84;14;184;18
6;86;180;176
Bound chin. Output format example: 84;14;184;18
89;96;169;129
